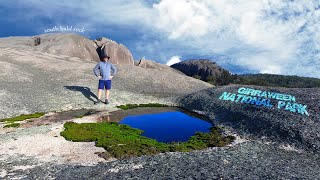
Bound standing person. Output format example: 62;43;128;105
93;54;117;104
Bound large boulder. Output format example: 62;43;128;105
0;33;100;61
0;34;136;64
36;33;100;61
94;37;134;65
171;59;232;84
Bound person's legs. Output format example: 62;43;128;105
98;89;103;100
105;80;112;104
97;80;104;102
105;90;110;100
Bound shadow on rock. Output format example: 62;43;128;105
64;86;98;103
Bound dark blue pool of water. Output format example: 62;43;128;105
119;111;212;143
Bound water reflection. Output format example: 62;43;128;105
98;107;212;143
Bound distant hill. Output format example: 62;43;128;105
171;59;320;88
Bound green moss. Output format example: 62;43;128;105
75;115;85;118
61;122;234;159
193;75;201;79
116;103;169;110
3;123;20;128
0;112;45;123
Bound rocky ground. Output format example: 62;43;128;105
1;133;320;179
0;47;211;119
1;35;320;179
176;85;320;153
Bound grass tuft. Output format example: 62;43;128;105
61;122;235;159
0;112;45;123
3;123;20;128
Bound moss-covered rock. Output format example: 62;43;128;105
3;123;20;128
61;122;234;159
0;112;45;123
116;103;169;110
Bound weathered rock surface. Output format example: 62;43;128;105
1;140;320;179
0;33;100;61
94;37;134;65
170;59;229;81
1;35;320;179
175;85;320;153
0;47;211;119
114;64;211;97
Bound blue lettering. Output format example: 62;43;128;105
285;102;295;112
240;95;247;103
219;92;231;100
254;90;261;96
238;87;248;95
244;96;252;103
260;91;267;98
247;89;255;96
276;94;284;101
219;89;307;116
290;96;296;102
266;99;272;107
278;101;286;109
250;97;261;105
268;92;277;99
227;93;237;102
297;104;309;116
235;94;245;102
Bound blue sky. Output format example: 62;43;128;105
0;0;320;78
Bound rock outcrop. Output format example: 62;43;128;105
36;33;100;61
0;33;100;61
0;34;135;64
1;35;320;180
171;59;231;83
113;64;212;97
176;85;320;153
94;37;134;65
0;47;212;119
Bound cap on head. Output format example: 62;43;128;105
101;54;110;61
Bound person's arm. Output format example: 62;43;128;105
111;64;117;76
93;63;101;78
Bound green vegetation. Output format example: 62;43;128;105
236;74;320;88
193;75;201;79
0;112;45;123
3;123;20;128
75;115;85;118
193;72;320;88
116;103;169;110
206;75;217;85
61;122;235;159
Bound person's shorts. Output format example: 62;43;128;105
98;80;112;90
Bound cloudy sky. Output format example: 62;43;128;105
0;0;320;78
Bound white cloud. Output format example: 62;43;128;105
3;0;320;78
166;56;181;66
153;0;211;39
151;0;320;77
